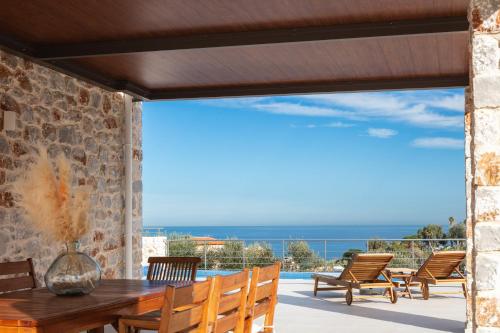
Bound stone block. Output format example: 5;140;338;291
475;223;500;251
473;108;500;156
472;34;500;75
473;76;500;108
474;186;500;222
475;253;500;290
476;295;500;327
471;0;500;32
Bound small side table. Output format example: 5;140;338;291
386;267;417;299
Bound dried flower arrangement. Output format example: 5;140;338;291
13;148;91;243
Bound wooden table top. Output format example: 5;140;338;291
386;267;417;275
0;279;191;327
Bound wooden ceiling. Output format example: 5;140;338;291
0;0;469;100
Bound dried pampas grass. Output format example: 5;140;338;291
13;148;91;243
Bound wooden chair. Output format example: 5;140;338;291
147;257;201;281
412;251;467;300
0;258;37;293
209;270;250;333
118;278;213;333
245;262;280;333
312;253;397;305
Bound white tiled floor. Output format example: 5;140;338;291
105;279;466;333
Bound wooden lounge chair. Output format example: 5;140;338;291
147;256;201;281
245;262;281;333
118;278;213;333
209;270;250;333
412;251;467;300
312;253;397;305
0;258;37;293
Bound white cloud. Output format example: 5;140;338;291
253;102;354;118
367;128;398;139
411;137;463;149
198;89;464;129
324;121;355;128
426;94;464;112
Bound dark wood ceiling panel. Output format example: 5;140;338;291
72;32;468;90
0;0;467;43
0;1;469;99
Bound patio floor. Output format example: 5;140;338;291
105;279;466;333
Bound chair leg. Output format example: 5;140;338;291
422;282;430;300
313;277;319;296
118;320;129;333
462;283;468;298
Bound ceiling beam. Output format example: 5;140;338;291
0;35;151;100
148;75;469;100
36;16;468;60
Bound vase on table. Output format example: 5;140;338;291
44;241;102;296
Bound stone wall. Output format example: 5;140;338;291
0;49;143;282
467;1;500;331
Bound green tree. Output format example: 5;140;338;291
417;224;445;239
215;240;244;270
448;216;456;226
368;239;388;252
447;223;465;239
342;248;362;259
245;242;278;267
167;239;198;256
287;241;322;271
166;233;199;257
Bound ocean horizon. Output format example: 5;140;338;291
142;224;449;240
142;224;454;259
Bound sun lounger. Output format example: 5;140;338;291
312;253;397;305
412;251;467;300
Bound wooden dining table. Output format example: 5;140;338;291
0;279;192;333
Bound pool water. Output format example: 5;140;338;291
141;267;329;280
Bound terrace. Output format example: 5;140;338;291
102;281;465;333
0;1;499;333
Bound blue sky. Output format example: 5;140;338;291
143;88;465;226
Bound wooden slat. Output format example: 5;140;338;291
416;251;466;280
146;257;201;282
253;300;271;318
172;282;210;309
169;304;204;332
0;276;35;293
257;265;279;283
215;311;239;333
255;283;274;302
219;271;248;293
0;261;31;276
218;292;243;314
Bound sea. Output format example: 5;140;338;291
143;224;449;260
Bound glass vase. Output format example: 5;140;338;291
44;241;102;296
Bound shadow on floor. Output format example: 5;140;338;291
279;290;464;333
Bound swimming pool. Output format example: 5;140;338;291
141;267;333;280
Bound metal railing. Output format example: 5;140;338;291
143;236;466;272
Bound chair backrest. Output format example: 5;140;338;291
0;258;37;293
339;253;393;282
158;278;213;333
209;270;249;333
245;262;280;333
416;251;466;279
147;257;201;281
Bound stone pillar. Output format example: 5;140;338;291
468;1;500;331
132;101;143;278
